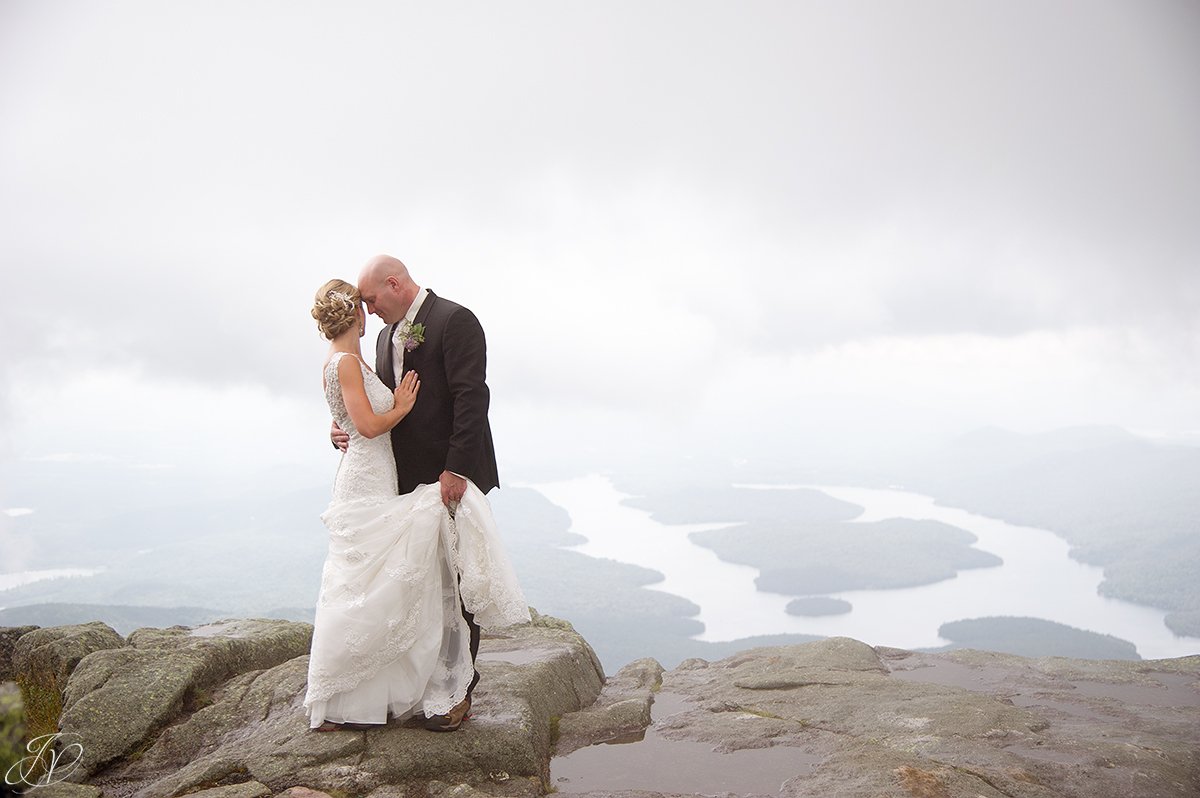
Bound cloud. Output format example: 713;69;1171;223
28;453;120;464
1;0;1198;470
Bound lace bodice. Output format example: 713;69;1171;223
324;352;399;504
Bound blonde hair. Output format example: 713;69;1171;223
311;279;361;339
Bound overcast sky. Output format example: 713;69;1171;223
2;1;1198;496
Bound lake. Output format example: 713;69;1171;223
529;475;1200;660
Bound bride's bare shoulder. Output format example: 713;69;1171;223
322;352;362;390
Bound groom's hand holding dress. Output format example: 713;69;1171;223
440;470;467;507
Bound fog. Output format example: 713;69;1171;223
2;4;1199;662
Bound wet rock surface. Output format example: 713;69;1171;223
4;623;1197;797
551;637;1200;798
4;612;602;798
554;658;664;756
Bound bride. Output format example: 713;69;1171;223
303;279;530;732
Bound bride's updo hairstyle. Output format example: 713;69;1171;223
312;279;361;339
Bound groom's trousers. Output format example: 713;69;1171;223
450;499;482;699
461;596;481;698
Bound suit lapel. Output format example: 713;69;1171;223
378;322;398;389
403;290;437;374
414;289;436;327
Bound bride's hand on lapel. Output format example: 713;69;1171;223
393;371;420;416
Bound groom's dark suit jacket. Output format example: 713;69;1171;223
375;290;499;496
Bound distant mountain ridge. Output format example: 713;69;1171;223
900;425;1200;636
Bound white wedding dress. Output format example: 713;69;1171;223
303;352;530;728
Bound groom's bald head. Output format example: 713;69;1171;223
358;254;419;324
360;254;410;284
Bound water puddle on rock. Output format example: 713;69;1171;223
1068;672;1200;708
550;691;821;795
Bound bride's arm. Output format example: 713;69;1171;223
337;357;420;439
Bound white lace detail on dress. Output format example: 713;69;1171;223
304;352;530;724
386;563;422;582
323;352;399;505
452;490;534;629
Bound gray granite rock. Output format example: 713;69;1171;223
12;621;125;739
0;625;40;681
67;612;600;798
167;782;272;798
11;619;1197;798
17;782;104;798
276;788;337;798
550;637;1200;798
56;617;312;777
555;658;664;755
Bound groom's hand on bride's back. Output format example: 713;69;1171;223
330;421;349;452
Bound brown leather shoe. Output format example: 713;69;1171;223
423;697;471;732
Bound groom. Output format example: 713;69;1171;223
332;253;498;731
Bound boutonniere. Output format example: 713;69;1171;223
394;320;426;352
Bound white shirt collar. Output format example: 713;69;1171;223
402;287;429;325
